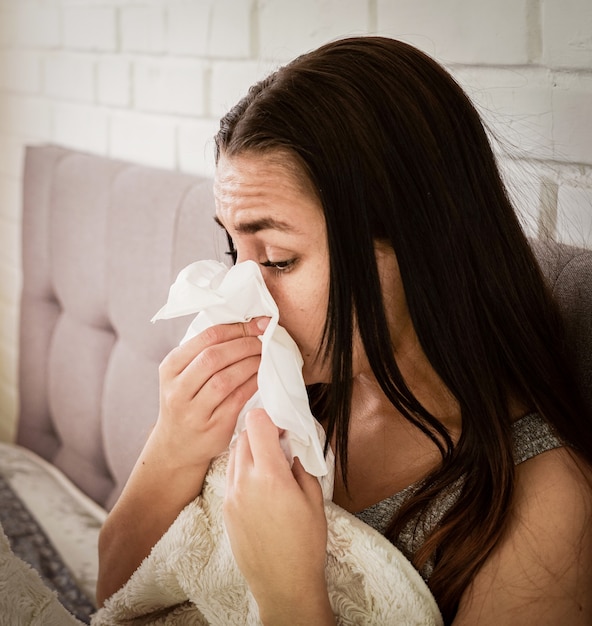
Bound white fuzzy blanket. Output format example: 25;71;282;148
92;453;442;626
0;523;83;626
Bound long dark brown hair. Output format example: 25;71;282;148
215;36;592;623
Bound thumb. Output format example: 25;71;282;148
292;457;323;503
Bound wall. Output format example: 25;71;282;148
0;0;591;441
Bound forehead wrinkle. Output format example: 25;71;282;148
214;173;299;206
214;214;300;235
214;181;306;237
214;153;319;238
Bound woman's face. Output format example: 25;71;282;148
214;152;332;384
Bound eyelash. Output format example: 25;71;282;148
223;232;295;275
260;259;296;275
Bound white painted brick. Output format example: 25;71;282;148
178;118;219;177
52;103;109;155
0;175;21;222
171;1;258;59
167;2;210;56
498;159;542;239
121;6;166;54
452;67;554;161
0;134;27;179
0;50;40;94
0;213;19;269
44;53;95;102
210;60;272;118
552;74;592;165
0;250;21;309
543;0;592;68
134;58;206;116
109;111;177;170
0;9;14;47
63;6;117;52
209;0;251;58
259;0;369;60
0;94;52;138
8;6;61;49
98;57;131;107
556;185;592;248
377;0;530;65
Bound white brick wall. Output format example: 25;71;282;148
378;0;533;64
44;53;96;101
110;110;177;170
0;50;41;94
134;57;207;115
63;6;118;52
453;66;555;160
210;59;269;117
167;3;211;57
542;0;592;68
552;73;592;164
97;57;131;106
53;102;110;154
259;0;369;59
0;0;591;440
121;6;166;54
0;94;52;137
557;185;592;247
4;6;61;49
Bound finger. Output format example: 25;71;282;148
240;316;270;337
164;337;260;415
161;317;268;377
191;345;260;393
226;439;236;488
232;428;254;479
244;409;287;471
160;346;259;424
190;356;260;426
180;364;257;454
207;371;258;426
292;457;324;504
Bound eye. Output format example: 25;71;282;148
260;258;296;274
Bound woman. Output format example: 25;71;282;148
97;37;592;624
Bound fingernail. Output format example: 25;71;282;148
256;317;270;332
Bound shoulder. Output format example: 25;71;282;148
454;446;592;625
513;445;592;536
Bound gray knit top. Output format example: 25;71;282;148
353;412;563;580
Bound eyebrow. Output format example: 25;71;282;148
214;215;299;235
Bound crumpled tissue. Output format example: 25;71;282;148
152;259;331;493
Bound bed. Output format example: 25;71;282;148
1;144;226;622
1;144;591;623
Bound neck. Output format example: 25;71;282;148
348;242;462;437
352;348;462;442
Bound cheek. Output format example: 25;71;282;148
268;282;326;353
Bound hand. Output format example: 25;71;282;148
224;410;334;625
97;320;269;606
152;317;269;472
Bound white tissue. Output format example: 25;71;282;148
152;259;330;482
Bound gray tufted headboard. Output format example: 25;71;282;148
17;145;227;510
530;239;592;412
16;145;592;512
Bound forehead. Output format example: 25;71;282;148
215;151;312;200
214;152;322;229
